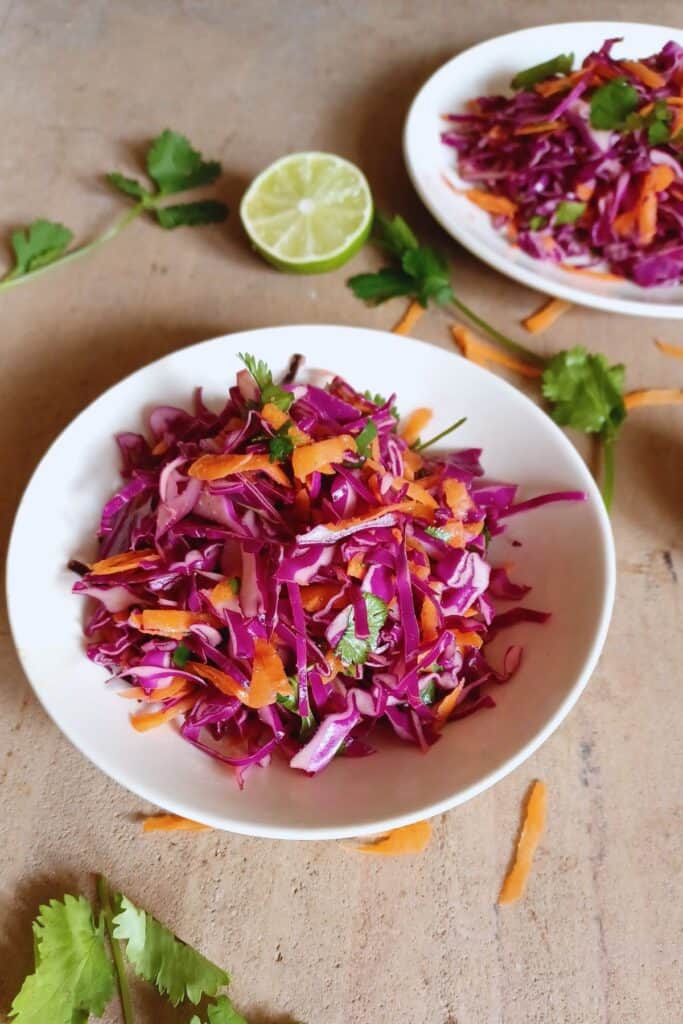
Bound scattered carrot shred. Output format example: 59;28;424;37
498;780;547;905
142;814;212;833
292;435;357;481
420;595;439;642
624;388;683;410
575;181;594;202
249;637;291;708
522;297;571;335
400;407;433;447
655;339;683;360
443;478;473;518
451;629;483;650
300;582;344;612
90;548;159;575
130;609;214;637
347;552;366;579
118;678;192;703
620;60;665;89
350;820;432;856
392;299;425;336
189;661;250;703
188;452;288;484
534;69;588;96
130;695;197;733
261;402;309;444
434;682;464;728
514;120;566;135
319;500;434;534
209;578;239;608
451;324;542;379
465;189;517;217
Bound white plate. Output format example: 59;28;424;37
6;326;615;839
404;22;683;318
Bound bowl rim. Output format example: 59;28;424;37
6;325;617;838
403;20;683;319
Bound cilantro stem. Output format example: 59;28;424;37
97;874;135;1024
447;294;546;367
601;436;616;511
0;201;147;293
414;415;467;451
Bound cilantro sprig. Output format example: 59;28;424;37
336;594;388;666
0;130;228;295
348;213;546;366
511;53;574;91
10;876;262;1024
238;352;294;411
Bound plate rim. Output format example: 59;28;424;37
6;324;617;838
403;20;683;319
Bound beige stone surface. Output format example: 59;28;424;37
0;2;681;1022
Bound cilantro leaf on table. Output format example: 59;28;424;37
7;220;74;280
373;212;419;257
554;201;586;226
147;130;221;195
355;419;377;458
112;894;229;1007
590;79;639;130
511;53;574;90
348;266;415;303
190;995;249;1024
401;246;454;306
336;594;388;666
542;347;626;439
156;200;229;229
107;173;152;201
10;896;114;1024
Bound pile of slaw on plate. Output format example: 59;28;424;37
72;354;584;784
443;39;683;286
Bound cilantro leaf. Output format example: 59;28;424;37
173;642;191;667
426;525;452;542
648;118;671;145
269;430;294;462
420;680;437;704
228;576;240;594
529;215;548;231
10;896;114;1024
261;382;293;411
347;266;415;304
362;389;400;422
335;594;388;666
554;201;586;226
511;53;574;90
156;200;228;229
590;79;639;130
355;419;377;458
401;246;454;306
112;893;229;1006
190;994;249;1024
146;130;221;195
373;212;419;258
238;353;292;410
8;220;73;278
106;172;151;200
542;346;626;440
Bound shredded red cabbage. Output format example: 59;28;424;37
72;355;585;782
443;39;683;286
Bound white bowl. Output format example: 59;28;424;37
6;326;615;838
404;21;683;318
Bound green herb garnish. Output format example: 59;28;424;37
590;79;639;130
413;416;467;452
529;215;548;231
511;53;574;91
336;594;388;666
172;642;191;668
426;526;453;542
238;353;293;411
554;201;586;226
362;389;400;421
355;420;378;458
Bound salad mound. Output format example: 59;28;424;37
72;353;584;782
443;38;683;287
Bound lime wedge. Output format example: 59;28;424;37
240;152;373;274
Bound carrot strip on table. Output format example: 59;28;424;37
522;297;571;335
349;820;432;856
498;779;547;905
451;324;543;379
142;814;212;833
130;695;197;733
400;407;433;447
655;339;683;360
624;389;683;410
392;299;424;336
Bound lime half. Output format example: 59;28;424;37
240;152;373;274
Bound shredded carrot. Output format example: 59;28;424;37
129;609;214;637
365;459;438;509
575;181;594;202
621;60;665;90
560;265;624;283
534;69;589;97
451;324;542;379
514;120;566;135
249;637;290;708
319;500;434;534
498;780;547;904
300;582;344;612
420;595;439;642
465;189;517;217
392;299;424;336
624;388;683;410
434;682;464;727
350;820;432;856
400;407;433;447
188;452;289;487
452;629;483;650
189;661;250;702
209;578;239;608
130;694;196;733
322;652;343;680
151;438;170;456
638;101;655;117
143;814;212;833
347;552;366;579
402;447;423;480
463;519;484;540
671;107;683;141
639;190;658;246
522;297;571;335
655;339;683;360
260;402;309;444
443;478;473;519
293;486;311;522
90;548;159;576
118;678;192;703
291;435;357;481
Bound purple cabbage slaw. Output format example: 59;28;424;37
443;39;683;286
72;355;585;785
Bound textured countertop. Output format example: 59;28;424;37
0;3;681;1022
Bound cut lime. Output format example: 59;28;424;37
240;152;373;274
